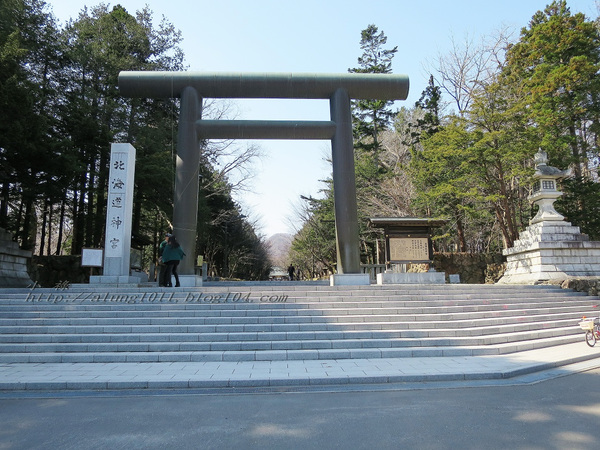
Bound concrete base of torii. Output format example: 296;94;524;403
330;274;370;286
175;275;203;287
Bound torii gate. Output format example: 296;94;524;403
118;71;409;285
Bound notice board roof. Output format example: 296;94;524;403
368;217;448;228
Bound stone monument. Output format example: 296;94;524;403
499;149;600;284
0;227;34;288
90;143;141;285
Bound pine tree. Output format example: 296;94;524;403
414;75;442;139
501;0;600;177
349;24;398;158
406;74;442;147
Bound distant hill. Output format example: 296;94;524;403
266;233;293;267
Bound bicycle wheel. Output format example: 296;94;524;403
586;330;596;347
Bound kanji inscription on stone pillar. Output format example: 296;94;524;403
103;143;136;277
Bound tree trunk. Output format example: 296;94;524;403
39;199;48;256
94;149;108;247
21;196;35;251
56;198;66;255
455;211;467;252
133;188;143;239
569;124;582;179
72;172;87;255
0;182;8;228
494;206;513;248
85;160;95;248
47;203;53;256
15;196;24;243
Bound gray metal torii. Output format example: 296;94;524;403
118;71;409;277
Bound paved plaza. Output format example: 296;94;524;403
1;366;600;449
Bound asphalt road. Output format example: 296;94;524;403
1;369;599;450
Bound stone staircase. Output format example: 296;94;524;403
0;284;598;364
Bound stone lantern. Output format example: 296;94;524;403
529;149;570;224
497;148;600;284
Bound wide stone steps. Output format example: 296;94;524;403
0;316;580;342
0;298;594;313
0;284;597;363
0;326;581;351
0;311;587;334
8;282;590;298
7;290;589;302
0;335;584;364
0;308;591;332
0;301;591;318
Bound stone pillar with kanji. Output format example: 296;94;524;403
91;143;137;284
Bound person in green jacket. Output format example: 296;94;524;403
157;232;171;286
162;235;185;287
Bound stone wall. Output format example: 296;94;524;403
432;252;506;284
559;278;600;297
28;255;90;287
0;228;34;288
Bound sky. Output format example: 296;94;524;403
48;0;599;238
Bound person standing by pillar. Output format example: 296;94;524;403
157;232;171;286
162;235;185;287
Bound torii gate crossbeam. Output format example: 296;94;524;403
118;71;409;282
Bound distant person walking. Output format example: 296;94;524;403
288;264;295;281
162;235;185;287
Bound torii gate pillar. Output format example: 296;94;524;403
118;72;409;285
173;86;201;282
330;88;361;275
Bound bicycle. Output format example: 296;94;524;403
579;316;600;347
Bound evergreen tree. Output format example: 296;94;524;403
349;24;398;159
412;75;442;141
58;4;183;254
0;0;63;249
499;1;600;242
465;79;534;248
502;0;600;177
410;70;533;251
556;177;600;240
409;117;476;251
0;1;271;279
290;187;337;278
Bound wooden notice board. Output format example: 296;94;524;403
368;217;447;267
388;237;430;263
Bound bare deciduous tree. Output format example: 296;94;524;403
200;99;264;197
357;111;420;218
426;28;514;114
